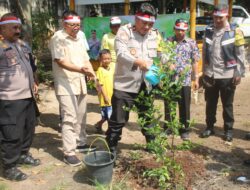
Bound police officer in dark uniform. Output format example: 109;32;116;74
0;13;40;181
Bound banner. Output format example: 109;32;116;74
83;13;190;41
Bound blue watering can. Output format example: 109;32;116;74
145;65;161;86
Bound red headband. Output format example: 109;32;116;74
213;9;228;16
64;16;81;23
136;13;155;22
174;22;188;30
0;16;21;25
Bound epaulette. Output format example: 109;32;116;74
235;27;244;35
235;27;245;46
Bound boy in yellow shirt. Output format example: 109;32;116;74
95;49;114;133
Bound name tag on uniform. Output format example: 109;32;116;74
4;48;18;66
4;48;15;58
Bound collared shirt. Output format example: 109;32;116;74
48;30;90;95
101;32;116;66
168;36;200;86
0;39;34;100
203;23;245;79
114;24;160;93
96;65;115;107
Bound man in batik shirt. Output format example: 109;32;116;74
164;18;200;140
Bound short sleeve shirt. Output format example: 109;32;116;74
49;30;90;95
168;36;200;86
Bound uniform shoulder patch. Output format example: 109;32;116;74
117;26;130;42
235;28;245;46
235;28;244;36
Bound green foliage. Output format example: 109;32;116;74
87;79;96;90
32;11;58;53
128;150;143;160
176;141;198;150
31;11;58;84
129;40;193;189
94;175;130;190
36;60;53;84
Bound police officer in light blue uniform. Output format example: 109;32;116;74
0;13;40;181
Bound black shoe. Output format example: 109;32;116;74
224;136;233;142
244;159;250;166
18;154;41;166
95;121;104;134
245;133;250;140
164;128;172;136
64;155;82;166
224;132;233;142
223;130;233;142
109;146;117;167
181;132;190;141
109;146;117;160
76;144;97;153
145;135;155;143
3;167;27;181
200;128;214;138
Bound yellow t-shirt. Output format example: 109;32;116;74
96;65;114;107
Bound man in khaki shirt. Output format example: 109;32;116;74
49;10;96;166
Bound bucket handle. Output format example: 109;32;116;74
88;136;112;158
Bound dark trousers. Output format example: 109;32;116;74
0;98;36;169
106;85;155;147
204;78;236;131
164;86;191;133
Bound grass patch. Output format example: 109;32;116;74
50;181;69;190
42;164;55;173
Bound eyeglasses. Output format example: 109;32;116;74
66;23;81;27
